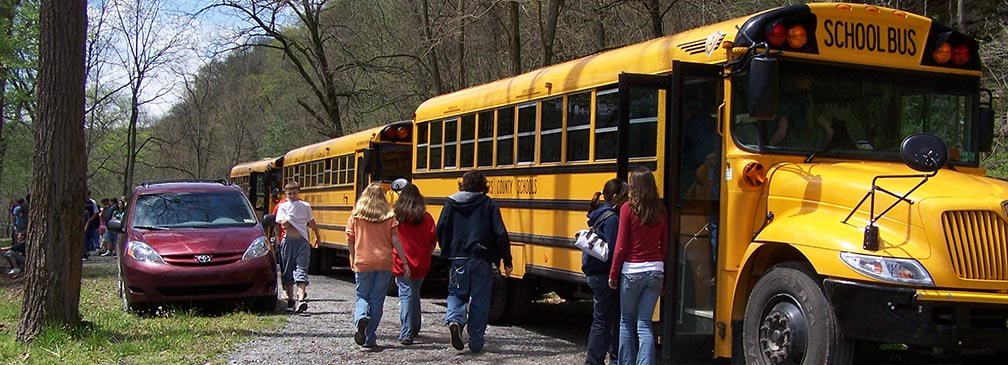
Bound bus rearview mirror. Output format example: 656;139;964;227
748;57;778;120
979;106;994;152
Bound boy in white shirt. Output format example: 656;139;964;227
274;182;322;312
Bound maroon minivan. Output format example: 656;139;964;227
108;180;277;312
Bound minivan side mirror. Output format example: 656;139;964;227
748;57;779;120
262;214;275;229
107;219;123;233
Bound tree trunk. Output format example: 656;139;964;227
956;0;965;32
456;0;466;88
124;87;139;197
646;0;663;38
17;0;87;342
508;0;522;75
538;0;563;67
420;0;444;95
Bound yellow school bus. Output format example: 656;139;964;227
229;156;284;218
281;121;412;273
411;2;1002;363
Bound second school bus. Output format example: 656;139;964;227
280;121;412;273
411;2;1005;363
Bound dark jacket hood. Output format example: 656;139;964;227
446;191;489;214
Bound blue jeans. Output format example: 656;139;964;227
355;270;393;346
618;271;663;365
586;274;619;365
445;258;493;352
396;276;424;340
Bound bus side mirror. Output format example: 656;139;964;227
748;57;778;120
901;133;948;173
978;106;994;152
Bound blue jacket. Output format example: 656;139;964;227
581;203;619;276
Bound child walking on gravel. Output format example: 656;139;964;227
347;183;410;350
392;183;438;345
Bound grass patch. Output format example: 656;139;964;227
0;261;285;364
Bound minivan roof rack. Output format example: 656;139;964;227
141;179;230;188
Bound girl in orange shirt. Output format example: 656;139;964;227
347;183;410;350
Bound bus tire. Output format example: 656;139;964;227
386;275;399;297
307;247;322;274
501;278;534;324
316;248;334;275
487;273;508;325
743;263;854;365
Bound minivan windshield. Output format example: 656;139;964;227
732;61;981;165
132;191;257;228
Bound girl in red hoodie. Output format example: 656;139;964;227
608;167;667;365
392;183;438;345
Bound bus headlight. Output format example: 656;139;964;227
840;252;934;286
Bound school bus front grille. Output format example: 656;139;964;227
942;210;1008;281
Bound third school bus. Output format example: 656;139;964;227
410;2;1005;363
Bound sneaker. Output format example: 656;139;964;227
7;268;22;275
295;301;308;313
400;336;413;345
354;317;369;346
448;322;464;350
101;251;113;257
285;300;295;312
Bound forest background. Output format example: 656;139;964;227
0;0;1006;212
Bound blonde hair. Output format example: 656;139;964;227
352;183;395;222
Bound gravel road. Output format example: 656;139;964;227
224;267;593;365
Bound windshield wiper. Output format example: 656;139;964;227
133;225;169;230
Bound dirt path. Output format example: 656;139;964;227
223;268;590;365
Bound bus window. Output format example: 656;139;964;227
345;155;355;185
460;114;475;168
497;106;515;166
430;120;443;170
416;122;428;170
517;102;537;164
629;89;658;158
567;92;591;162
595;88;618;160
541;97;562;163
444;118;458;169
477;111;494;167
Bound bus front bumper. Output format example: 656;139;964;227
823;279;1008;351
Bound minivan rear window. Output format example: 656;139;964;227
132;191;257;228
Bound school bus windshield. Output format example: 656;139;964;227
732;61;980;164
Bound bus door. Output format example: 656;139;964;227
618;62;723;360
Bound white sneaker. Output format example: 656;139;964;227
8;268;22;275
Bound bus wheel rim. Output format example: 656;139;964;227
758;293;808;364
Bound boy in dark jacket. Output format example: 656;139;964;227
436;170;512;353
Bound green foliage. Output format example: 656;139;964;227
0;121;31;198
0;261;285;364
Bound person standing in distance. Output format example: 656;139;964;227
609;167;667;365
437;170;512;353
274;181;322;313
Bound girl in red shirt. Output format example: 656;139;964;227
392;183;438;345
608;167;667;365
